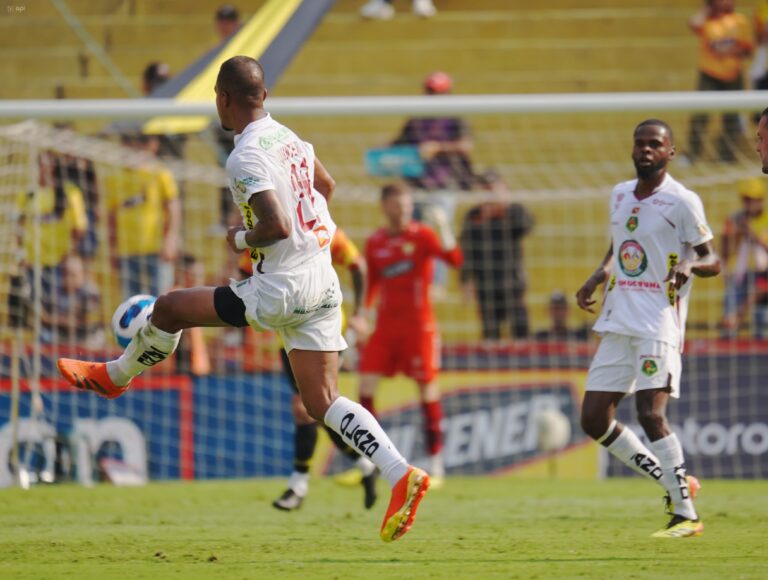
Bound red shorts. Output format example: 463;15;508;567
358;327;440;383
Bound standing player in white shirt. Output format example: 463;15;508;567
576;119;720;538
58;56;429;543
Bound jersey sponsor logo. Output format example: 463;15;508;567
625;215;638;232
235;176;269;194
340;412;380;458
617;279;660;290
641;359;658;376
382;260;414;278
257;127;291;150
618;240;647;277
631;206;640;214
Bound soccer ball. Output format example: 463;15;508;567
535;408;572;453
111;294;156;348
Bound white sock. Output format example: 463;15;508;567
603;425;664;488
429;453;445;478
324;396;408;488
106;322;181;386
650;433;697;520
287;471;310;497
355;456;376;477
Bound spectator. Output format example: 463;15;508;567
750;0;768;85
215;4;241;41
392;71;476;192
534;291;590;342
358;183;463;487
39;254;103;347
720;177;768;337
105;134;181;298
360;0;436;20
459;170;534;340
14;152;87;325
685;0;754;164
141;62;186;160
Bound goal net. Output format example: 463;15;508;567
0;94;766;487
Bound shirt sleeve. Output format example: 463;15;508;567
422;225;463;267
678;192;714;246
228;154;277;205
159;169;179;202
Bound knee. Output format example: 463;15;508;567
302;392;334;423
580;407;610;441
151;292;182;332
291;395;314;425
637;409;667;438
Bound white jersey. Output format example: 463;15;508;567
226;114;336;274
593;173;713;348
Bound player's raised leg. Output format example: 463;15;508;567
288;348;429;542
58;286;231;398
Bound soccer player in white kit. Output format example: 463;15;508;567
58;56;429;543
576;119;720;538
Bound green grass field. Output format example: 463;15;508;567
0;478;766;579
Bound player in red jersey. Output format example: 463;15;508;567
358;183;463;487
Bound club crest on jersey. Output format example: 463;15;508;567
626;215;639;232
402;241;415;255
641;359;658;376
618;240;647;277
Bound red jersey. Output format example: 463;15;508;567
365;222;462;330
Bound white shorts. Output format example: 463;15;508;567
585;332;682;398
229;255;348;353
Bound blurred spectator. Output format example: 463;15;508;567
720;178;768;337
39;254;103;347
141;62;187;160
392;71;476;192
750;0;768;85
459;170;534;340
142;61;171;95
360;0;436;20
215;4;241;41
685;0;754;164
105;134;181;298
14;152;87;322
171;254;211;376
534;291;590;342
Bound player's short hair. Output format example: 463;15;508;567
215;4;239;21
634;118;674;144
217;56;265;104
381;182;407;200
143;62;170;87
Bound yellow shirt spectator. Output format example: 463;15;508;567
697;11;754;82
105;166;178;257
16;182;87;267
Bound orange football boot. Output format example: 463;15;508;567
380;466;430;542
57;359;130;399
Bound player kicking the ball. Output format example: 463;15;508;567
576;119;720;538
57;56;428;543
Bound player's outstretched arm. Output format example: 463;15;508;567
664;240;721;290
576;244;614;313
226;189;291;252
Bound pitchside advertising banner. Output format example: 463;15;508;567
0;351;765;482
605;353;768;479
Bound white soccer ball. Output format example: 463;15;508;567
535;408;572;453
111;294;156;348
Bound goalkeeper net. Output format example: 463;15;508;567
0;96;766;486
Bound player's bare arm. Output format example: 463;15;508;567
576;244;614;313
664;240;721;290
313;157;336;201
226;189;291;252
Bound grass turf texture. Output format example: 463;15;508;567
0;478;765;579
